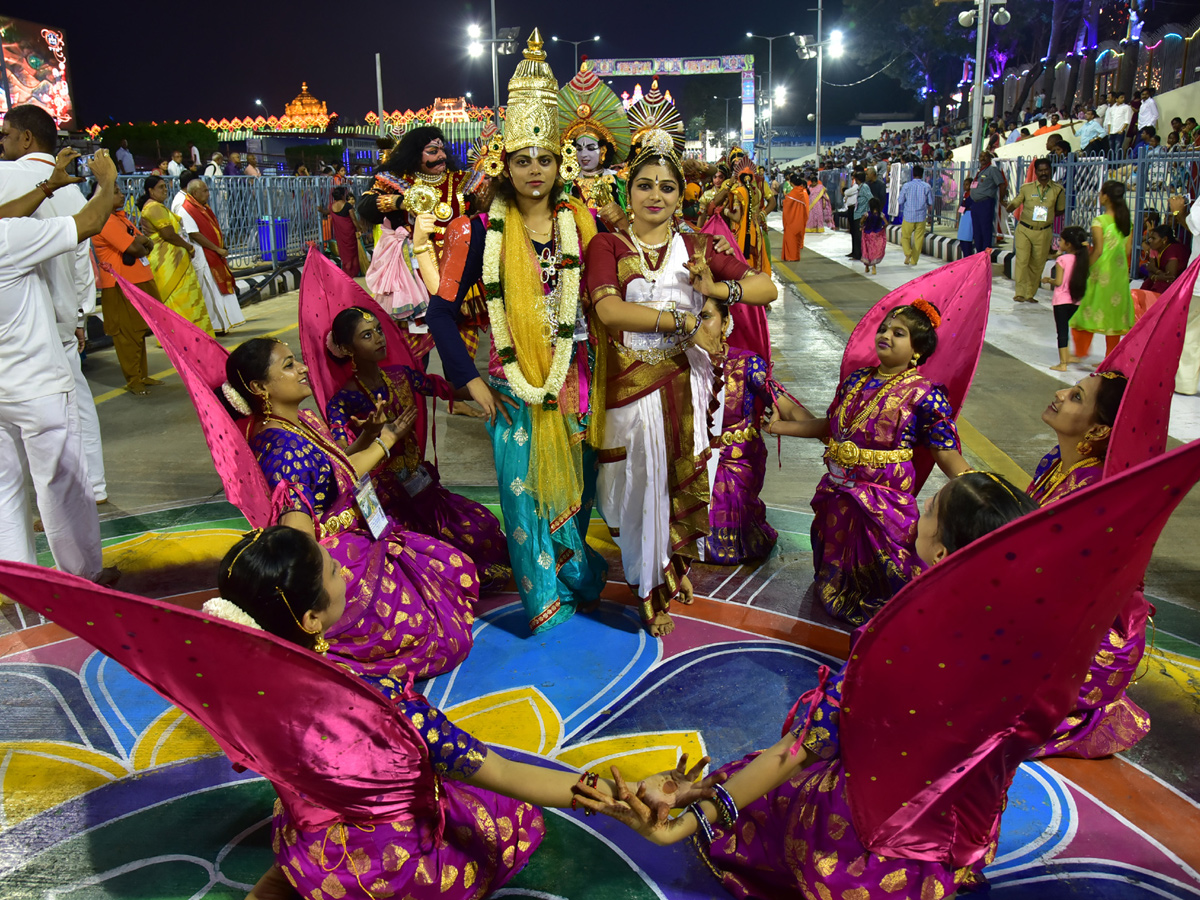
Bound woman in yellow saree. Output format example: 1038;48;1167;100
138;176;214;334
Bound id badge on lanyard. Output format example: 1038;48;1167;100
354;475;389;540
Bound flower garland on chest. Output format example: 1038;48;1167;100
483;195;582;409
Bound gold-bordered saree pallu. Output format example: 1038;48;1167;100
598;341;723;624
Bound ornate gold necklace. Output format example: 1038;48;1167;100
1031;454;1102;500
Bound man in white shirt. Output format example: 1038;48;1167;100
0;142;119;582
115;139;135;175
1169;193;1200;394
167;150;185;177
204;153;225;177
188;141;201;168
1137;87;1159;132
177;176;245;332
0;104;108;503
1095;93;1111;125
1107;92;1132;154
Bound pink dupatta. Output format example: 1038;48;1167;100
700;214;772;364
114;272;273;527
839;252;992;491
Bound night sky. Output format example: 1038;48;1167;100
11;0;920;135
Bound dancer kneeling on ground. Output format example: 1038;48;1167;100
766;301;970;625
206;526;721;900
574;473;1037;899
323;306;512;590
222;337;477;680
1026;370;1150;759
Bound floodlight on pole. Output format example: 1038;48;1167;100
550;34;600;73
747;32;794;167
829;30;844;58
468;42;484;57
467;23;482;39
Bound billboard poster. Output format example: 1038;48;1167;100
0;17;75;130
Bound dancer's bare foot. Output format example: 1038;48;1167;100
1068;355;1084;363
450;401;487;419
647;610;675;637
1049;362;1068;371
677;573;695;605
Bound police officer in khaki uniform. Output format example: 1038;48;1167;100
1006;158;1065;302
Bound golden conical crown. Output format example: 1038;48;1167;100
504;29;560;155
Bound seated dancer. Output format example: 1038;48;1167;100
576;474;1041;897
0;533;718;900
577;445;1200;899
587;134;778;636
558;64;631;230
1028;371;1152;758
323;306;512;590
698;298;800;564
767;300;970;625
426;32;608;634
222;337;477;680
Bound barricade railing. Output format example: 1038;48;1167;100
111;174;376;271
819;150;1200;276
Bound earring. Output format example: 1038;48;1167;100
910;352;921;368
350;357;358;374
628;208;635;220
257;392;272;417
311;632;330;655
1076;439;1093;457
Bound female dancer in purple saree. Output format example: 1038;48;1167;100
226;337;477;682
322;307;512;590
577;452;1200;898
0;529;718;900
1027;371;1151;758
698;299;801;564
767;301;970;625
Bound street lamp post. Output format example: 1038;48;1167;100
747;31;794;168
715;95;741;143
794;25;843;165
551;34;600;74
935;0;1010;157
468;21;522;125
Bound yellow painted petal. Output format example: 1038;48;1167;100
555;731;706;785
101;529;243;574
131;708;222;770
444;687;563;755
586;519;619;554
0;742;128;826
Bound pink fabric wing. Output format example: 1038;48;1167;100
839;252;992;490
1099;254;1200;478
0;561;437;829
841;438;1200;868
700;216;771;364
115;274;273;527
298;247;430;455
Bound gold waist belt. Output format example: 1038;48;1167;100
319;507;359;540
617;341;687;365
720;425;758;446
825;439;913;469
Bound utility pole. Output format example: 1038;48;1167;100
375;53;385;138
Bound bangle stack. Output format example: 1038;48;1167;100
413;244;432;256
374;437;390;459
712;784;739;828
724;280;744;305
688;802;716;844
570;772;600;814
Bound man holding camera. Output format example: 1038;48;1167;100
0;141;121;583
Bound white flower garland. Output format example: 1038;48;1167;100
201;596;264;631
484;196;581;409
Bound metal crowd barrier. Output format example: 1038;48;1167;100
821;150;1200;277
112;174;376;271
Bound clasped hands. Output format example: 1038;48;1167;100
571;753;727;846
350;398;418;448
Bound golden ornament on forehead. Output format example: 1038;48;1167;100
402;181;438;215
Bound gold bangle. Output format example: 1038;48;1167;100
413;244;431;255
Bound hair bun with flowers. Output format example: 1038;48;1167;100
325;330;350;360
221;381;252;417
910;298;941;329
201;596;264;630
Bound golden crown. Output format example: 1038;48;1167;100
504;29;560;156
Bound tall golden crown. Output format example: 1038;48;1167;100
504;29;560;155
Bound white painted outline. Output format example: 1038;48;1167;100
995;862;1200;898
988;762;1076;873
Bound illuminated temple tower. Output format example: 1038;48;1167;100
284;82;327;120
